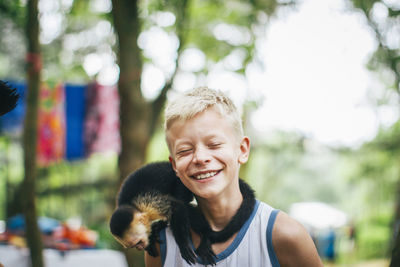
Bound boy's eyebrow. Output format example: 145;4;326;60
173;140;192;150
173;135;225;148
171;138;193;152
204;133;226;141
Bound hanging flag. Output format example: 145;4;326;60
0;81;26;135
37;82;65;166
65;84;86;160
84;82;120;156
0;80;121;161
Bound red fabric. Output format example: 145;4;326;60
37;83;65;166
84;82;120;155
26;52;42;73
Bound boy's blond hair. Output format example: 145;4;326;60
164;86;244;138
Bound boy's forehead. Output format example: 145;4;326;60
167;109;224;132
167;107;218;125
166;113;241;147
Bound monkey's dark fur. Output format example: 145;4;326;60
189;179;256;264
0;80;19;116
109;162;197;264
109;162;256;265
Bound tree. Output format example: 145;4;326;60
111;1;147;264
110;0;191;265
23;0;44;266
348;0;400;264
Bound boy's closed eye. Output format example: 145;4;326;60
177;148;193;155
208;143;222;148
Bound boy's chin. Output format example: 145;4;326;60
192;184;226;199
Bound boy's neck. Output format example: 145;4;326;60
196;186;243;231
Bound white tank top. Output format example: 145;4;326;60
159;201;281;267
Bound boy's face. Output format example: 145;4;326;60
167;108;250;199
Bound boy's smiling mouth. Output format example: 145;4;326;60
192;170;221;180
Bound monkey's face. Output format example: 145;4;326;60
115;212;150;251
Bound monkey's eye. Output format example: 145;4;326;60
132;203;142;212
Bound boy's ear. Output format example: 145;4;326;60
238;136;250;164
169;156;177;172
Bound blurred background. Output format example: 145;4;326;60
0;0;399;266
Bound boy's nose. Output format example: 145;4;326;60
193;147;211;164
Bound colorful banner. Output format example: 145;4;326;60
65;84;87;160
84;82;120;155
0;80;120;162
37;83;66;166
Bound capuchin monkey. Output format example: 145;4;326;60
109;162;256;266
0;80;19;116
109;162;198;264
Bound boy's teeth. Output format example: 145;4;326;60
195;171;217;180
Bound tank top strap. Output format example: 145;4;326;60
160;200;280;267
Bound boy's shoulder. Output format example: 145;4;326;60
272;211;307;245
271;211;323;266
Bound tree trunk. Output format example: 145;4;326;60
112;0;149;180
23;0;44;267
111;0;192;265
111;0;148;266
391;223;400;266
390;160;400;265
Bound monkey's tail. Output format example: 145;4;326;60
170;202;197;265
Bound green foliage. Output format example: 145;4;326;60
371;120;400;153
356;212;392;259
0;0;116;82
0;12;25;79
351;0;380;13
245;132;343;211
35;154;118;223
335;121;400;262
346;121;400;205
140;0;284;78
350;0;400;95
89;223;116;249
341;1;400;256
146;129;170;163
187;0;255;63
0;0;25;26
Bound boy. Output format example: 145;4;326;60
145;87;323;266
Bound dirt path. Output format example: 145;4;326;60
327;259;389;267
